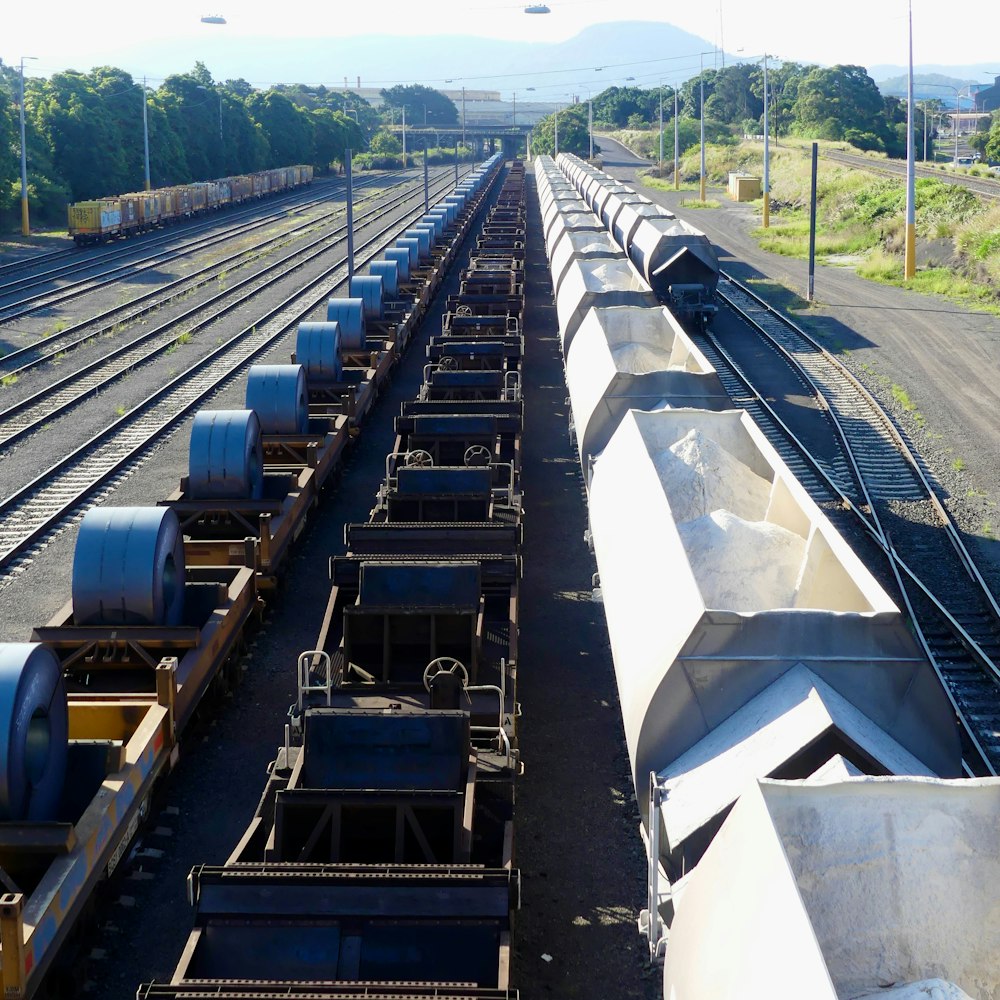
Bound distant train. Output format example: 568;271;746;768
67;164;314;246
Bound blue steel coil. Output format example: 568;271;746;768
413;223;437;250
384;247;411;281
395;238;421;269
72;506;186;627
349;275;384;321
245;364;309;434
404;227;432;258
188;409;264;501
369;259;399;298
325;298;367;350
420;214;445;238
0;643;68;821
429;207;452;230
296;322;343;382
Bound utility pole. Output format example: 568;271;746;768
763;55;770;228
554;105;559;157
462;86;466;152
588;98;593;160
674;88;680;190
19;57;38;236
904;0;916;280
402;106;407;167
658;86;663;175
345;148;354;279
699;53;706;202
142;76;151;191
807;142;818;301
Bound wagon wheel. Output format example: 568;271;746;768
422;656;470;693
438;356;457;371
456;305;473;317
464;445;492;467
404;449;434;468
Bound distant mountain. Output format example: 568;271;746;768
877;72;984;105
873;63;1000;88
81;21;723;93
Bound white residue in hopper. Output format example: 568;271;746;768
652;428;772;524
678;509;806;610
610;340;675;374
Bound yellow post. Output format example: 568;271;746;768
700;175;706;202
674;171;679;191
20;195;29;237
763;191;770;228
0;893;27;999
904;222;916;279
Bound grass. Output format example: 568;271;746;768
679;198;722;209
952;457;967;472
983;520;994;539
176;331;193;345
44;319;68;337
1;374;18;388
636;137;1000;311
114;405;127;417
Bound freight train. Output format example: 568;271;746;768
67;164;315;246
536;154;998;1000
0;155;504;1000
133;156;525;999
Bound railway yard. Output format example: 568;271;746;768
1;136;1000;1000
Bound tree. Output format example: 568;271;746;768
749;61;810;140
704;64;761;125
0;65;22;213
247;90;314;167
30;70;132;199
530;105;595;157
369;128;402;155
380;85;458;126
984;116;1000;162
793;65;885;140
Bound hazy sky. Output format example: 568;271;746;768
4;0;998;83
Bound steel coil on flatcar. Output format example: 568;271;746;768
245;364;309;435
0;643;69;822
296;322;343;381
325;298;367;350
369;260;399;298
348;275;384;321
188;409;265;501
72;506;186;626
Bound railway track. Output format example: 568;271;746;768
0;170;458;432
0;178;353;298
820;147;1000;201
0;178;381;321
0;169;465;582
696;273;1000;773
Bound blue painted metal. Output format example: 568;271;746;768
0;643;68;821
368;259;399;298
245;364;309;435
72;506;186;627
348;275;384;321
188;409;264;501
325;298;367;350
296;322;342;382
404;227;432;259
396;238;421;269
383;247;411;282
